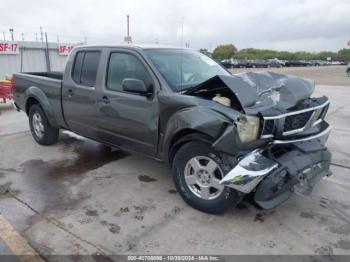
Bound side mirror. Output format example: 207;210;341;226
122;78;151;96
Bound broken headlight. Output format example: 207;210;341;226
236;115;260;143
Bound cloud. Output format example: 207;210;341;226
1;0;349;51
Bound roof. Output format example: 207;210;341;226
75;44;188;50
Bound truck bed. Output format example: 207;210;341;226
25;71;64;80
13;71;66;129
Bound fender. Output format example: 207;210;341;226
160;106;232;162
25;86;59;128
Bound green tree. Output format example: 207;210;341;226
212;44;237;60
337;48;350;62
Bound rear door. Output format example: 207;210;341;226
95;49;160;156
62;50;101;138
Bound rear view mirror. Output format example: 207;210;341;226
122;78;151;96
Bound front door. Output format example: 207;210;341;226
96;50;159;156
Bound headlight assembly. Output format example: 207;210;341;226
236;115;260;143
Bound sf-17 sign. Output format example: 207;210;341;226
0;41;19;55
58;44;75;56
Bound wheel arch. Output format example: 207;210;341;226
168;129;215;167
24;86;58;127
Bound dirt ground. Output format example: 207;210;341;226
230;65;350;86
0;66;350;259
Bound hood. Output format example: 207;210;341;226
185;72;315;114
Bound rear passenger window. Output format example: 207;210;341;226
72;52;84;83
72;51;100;87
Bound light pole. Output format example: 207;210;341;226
126;15;131;44
40;26;43;43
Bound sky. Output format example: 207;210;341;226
1;0;349;52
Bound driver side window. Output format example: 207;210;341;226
106;52;152;92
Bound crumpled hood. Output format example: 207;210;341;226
185;72;315;114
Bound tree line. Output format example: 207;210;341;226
200;44;350;62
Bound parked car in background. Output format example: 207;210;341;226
220;59;232;69
285;60;308;67
13;45;332;214
250;59;269;68
267;58;284;68
221;59;251;68
234;59;251;68
347;63;350;77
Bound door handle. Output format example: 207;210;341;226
67;89;74;98
101;96;110;104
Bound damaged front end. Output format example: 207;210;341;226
185;71;332;209
220;124;331;209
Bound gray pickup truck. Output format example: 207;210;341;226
14;45;331;214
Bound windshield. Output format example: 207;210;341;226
144;49;230;92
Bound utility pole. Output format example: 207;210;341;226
44;32;51;72
2;31;5;41
180;17;184;47
9;28;14;41
40;26;43;43
21;33;24;41
126;14;131;44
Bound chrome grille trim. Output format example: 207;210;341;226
260;99;329;138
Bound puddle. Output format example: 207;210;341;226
2;138;130;214
334;240;350;250
22;139;130;178
85;209;99;216
138;175;157;183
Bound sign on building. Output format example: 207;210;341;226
0;41;19;55
58;44;75;56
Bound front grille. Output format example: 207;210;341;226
262;119;275;136
260;100;329;138
283;111;314;132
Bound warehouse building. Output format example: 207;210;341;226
0;41;73;79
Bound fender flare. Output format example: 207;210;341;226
160;107;233;163
24;86;58;128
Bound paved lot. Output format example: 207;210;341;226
230;65;349;86
0;66;350;258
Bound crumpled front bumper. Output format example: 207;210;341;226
220;124;332;208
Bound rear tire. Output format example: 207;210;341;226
29;104;59;145
172;141;241;214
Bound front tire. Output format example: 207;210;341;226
172;141;241;214
29;104;59;145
